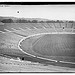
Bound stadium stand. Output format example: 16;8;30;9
54;23;61;28
0;17;75;72
65;23;73;28
73;23;75;29
0;32;27;57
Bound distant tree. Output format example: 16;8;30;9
59;20;64;23
27;20;32;23
31;20;38;23
39;21;45;23
50;20;56;23
24;20;29;23
16;19;34;23
16;19;21;23
46;20;54;23
1;19;13;23
55;20;60;23
68;21;74;23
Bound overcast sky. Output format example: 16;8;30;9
0;5;75;21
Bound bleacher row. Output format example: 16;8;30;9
0;23;75;33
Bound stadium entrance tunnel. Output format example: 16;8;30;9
19;34;75;63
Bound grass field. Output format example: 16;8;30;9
20;34;75;63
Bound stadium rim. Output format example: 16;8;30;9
18;32;75;64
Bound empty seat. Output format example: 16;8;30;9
60;23;66;28
54;23;61;28
63;28;72;32
41;23;53;28
25;23;36;29
0;25;7;32
31;23;44;29
72;23;75;29
65;23;73;28
55;28;63;32
47;23;54;28
5;23;20;30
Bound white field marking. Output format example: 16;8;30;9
0;31;5;33
4;29;13;32
18;32;75;63
36;56;58;62
18;42;37;57
59;61;75;64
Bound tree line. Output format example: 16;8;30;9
0;18;74;23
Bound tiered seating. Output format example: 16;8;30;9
65;23;73;28
59;23;73;32
43;23;56;32
0;25;7;32
5;23;20;31
3;23;36;36
64;23;73;32
73;23;75;29
60;23;66;28
24;23;36;29
0;22;75;35
53;23;62;32
31;23;44;29
47;23;55;28
0;32;28;57
72;23;75;32
0;32;22;49
0;22;4;25
41;23;53;28
4;23;35;31
54;23;61;28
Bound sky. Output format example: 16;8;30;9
0;5;75;21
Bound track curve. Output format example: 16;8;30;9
18;33;75;68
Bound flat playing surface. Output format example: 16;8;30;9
20;34;75;63
33;34;75;56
